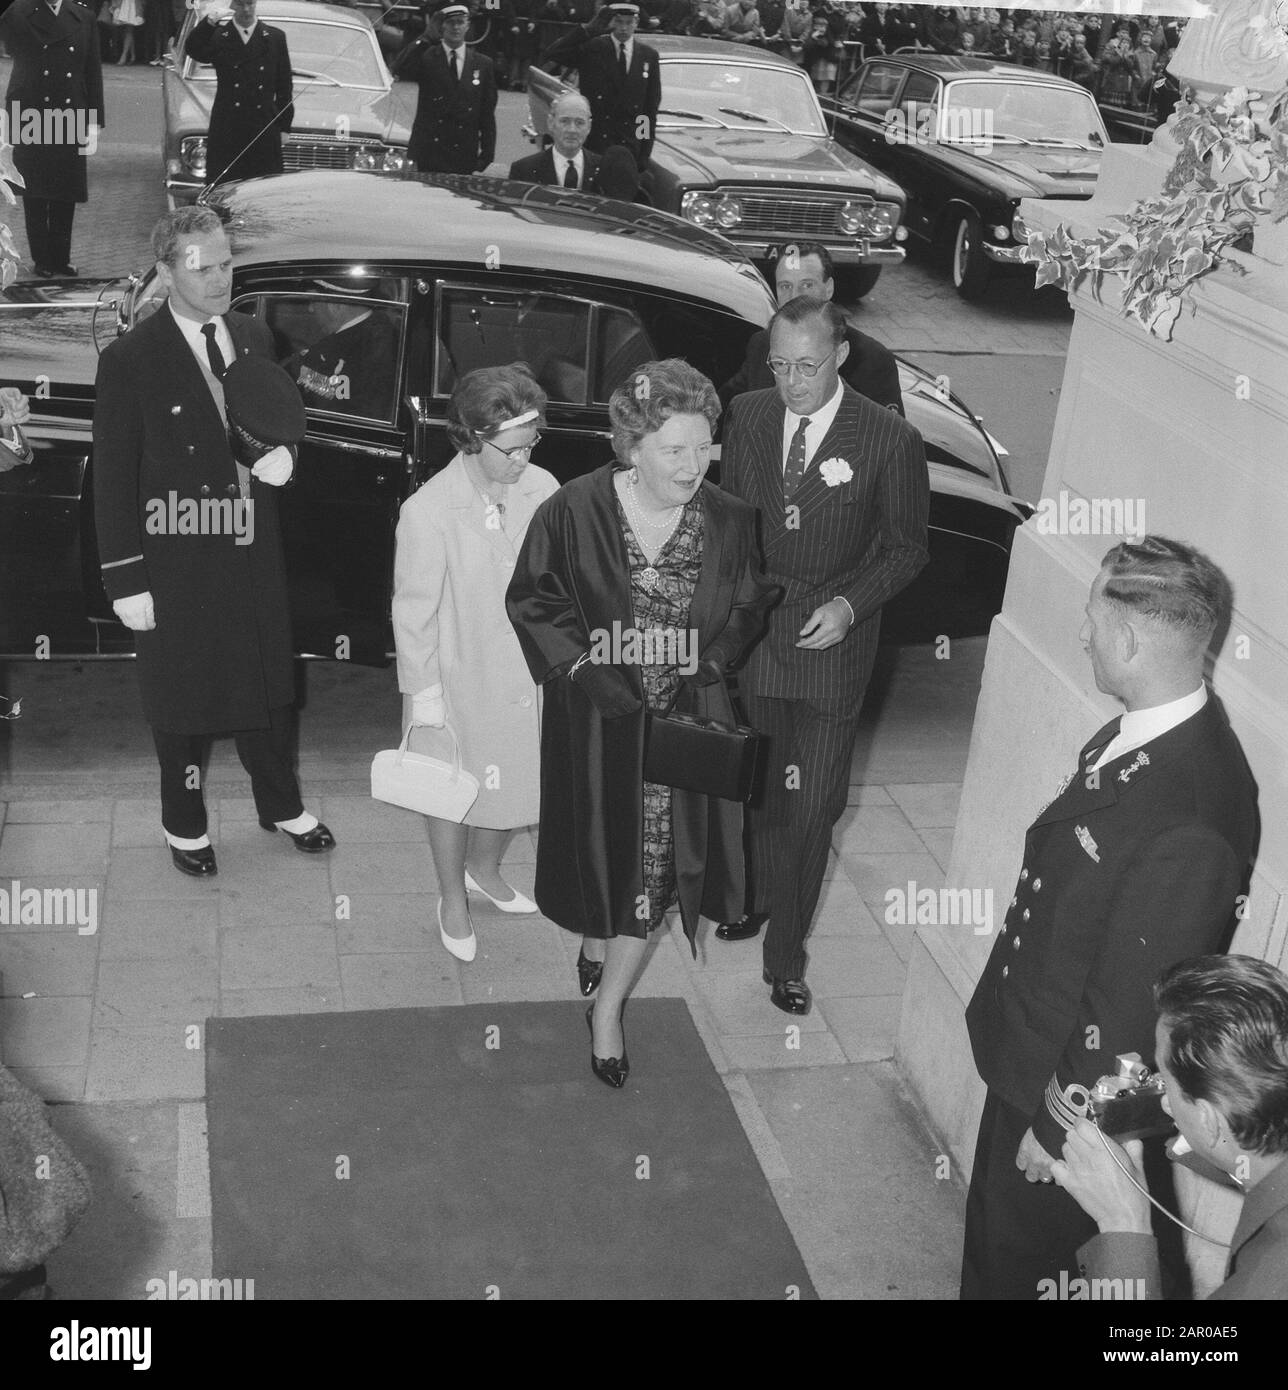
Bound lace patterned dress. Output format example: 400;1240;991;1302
613;486;705;932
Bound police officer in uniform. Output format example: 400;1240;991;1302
960;536;1258;1300
184;0;294;188
541;2;661;168
0;0;105;276
392;4;498;175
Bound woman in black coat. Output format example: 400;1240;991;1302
506;359;777;1087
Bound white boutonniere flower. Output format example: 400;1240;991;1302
818;457;853;487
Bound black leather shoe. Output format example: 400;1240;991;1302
170;844;217;877
716;912;768;942
259;818;336;852
52;264;78;277
763;970;811;1015
576;946;603;997
586;1003;628;1088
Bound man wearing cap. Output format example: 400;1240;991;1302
392;4;497;175
93;206;335;878
509;91;601;190
541;2;661;168
184;0;294;188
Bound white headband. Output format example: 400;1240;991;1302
495;409;540;431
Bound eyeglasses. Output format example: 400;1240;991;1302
485;433;541;461
766;347;839;379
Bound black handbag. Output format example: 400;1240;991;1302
643;682;763;803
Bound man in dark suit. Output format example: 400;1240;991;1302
1053;954;1288;1302
289;283;399;420
508;90;602;190
392;4;497;174
961;536;1258;1300
184;0;293;188
542;2;661;167
719;297;929;1014
93;207;334;878
0;0;104;277
719;241;903;416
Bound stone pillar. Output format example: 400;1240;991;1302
896;0;1288;1297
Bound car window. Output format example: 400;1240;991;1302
253;292;405;423
658;60;826;136
592;306;655;405
182;16;388;90
946;80;1107;147
435;288;591;406
854;64;904;117
897;72;939;138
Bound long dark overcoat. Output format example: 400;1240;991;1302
184;17;294;186
506;466;778;950
92;308;295;735
0;0;104;203
392;40;497;174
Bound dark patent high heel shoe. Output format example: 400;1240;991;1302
586;1003;628;1089
576;946;603;997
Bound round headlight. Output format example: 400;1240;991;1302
838;203;865;235
352;146;379;172
681;192;716;227
181;137;207;178
715;196;743;229
1011;208;1030;242
383;148;408;172
991;223;1011;241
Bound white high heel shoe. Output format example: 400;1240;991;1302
437;898;477;962
464;869;537;915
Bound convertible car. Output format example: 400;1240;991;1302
163;0;415;207
528;36;908;299
0;171;1026;665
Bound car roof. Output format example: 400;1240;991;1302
211;0;374;25
212;171;774;319
863;53;1092;89
649;35;804;70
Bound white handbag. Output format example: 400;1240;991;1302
370;723;480;822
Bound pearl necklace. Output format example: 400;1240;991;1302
622;469;682;588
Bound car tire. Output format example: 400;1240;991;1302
837;265;882;301
951;211;992;299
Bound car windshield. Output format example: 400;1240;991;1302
944;81;1105;147
658;60;827;135
184;17;387;90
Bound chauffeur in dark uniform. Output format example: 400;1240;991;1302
184;0;294;188
0;0;105;277
541;2;661;168
93;207;335;878
392;4;498;174
508;90;601;190
961;536;1258;1300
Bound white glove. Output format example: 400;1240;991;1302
251;444;294;487
0;386;31;429
113;590;156;632
411;685;446;728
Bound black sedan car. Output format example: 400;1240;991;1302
528;36;908;299
0;172;1024;665
821;55;1109;298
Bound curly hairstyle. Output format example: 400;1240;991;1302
607;358;720;465
446;363;547;455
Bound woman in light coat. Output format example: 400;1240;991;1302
392;364;559;961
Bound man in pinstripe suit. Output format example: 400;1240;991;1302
718;298;930;1013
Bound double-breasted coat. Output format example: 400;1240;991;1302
391;40;497;174
543;28;661;164
505;466;778;950
0;0;105;203
392;455;559;829
184;17;294;186
965;694;1259;1159
92;307;296;735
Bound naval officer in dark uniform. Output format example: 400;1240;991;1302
961;535;1258;1299
184;0;294;188
0;0;105;276
541;2;661;168
392;4;498;175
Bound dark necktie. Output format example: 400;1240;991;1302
618;43;628;78
450;47;459;81
200;322;226;379
783;416;811;501
563;158;578;189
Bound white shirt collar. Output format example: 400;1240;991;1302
235;21;258;42
617;39;632;65
1092;684;1207;770
46;0;63;15
443;41;465;65
552;149;583;176
781;380;844;474
169;301;234;370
